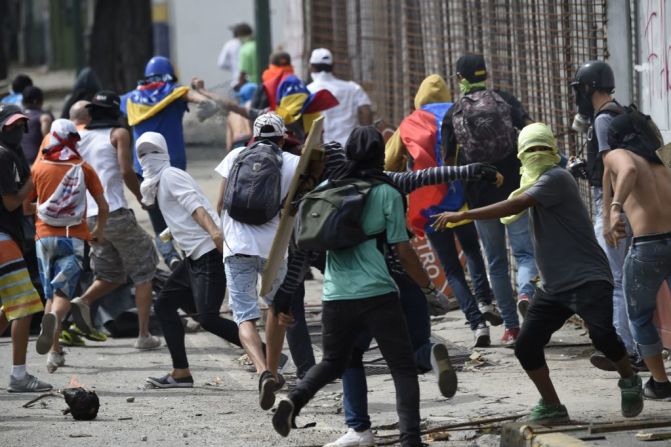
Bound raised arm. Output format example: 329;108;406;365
385;163;501;194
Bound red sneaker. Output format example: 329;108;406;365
501;327;520;346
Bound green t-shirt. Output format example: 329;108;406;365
238;40;258;84
323;183;409;301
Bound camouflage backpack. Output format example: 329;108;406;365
452;89;516;164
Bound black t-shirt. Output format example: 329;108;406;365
0;145;30;248
442;88;531;207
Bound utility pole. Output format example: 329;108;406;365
254;0;271;82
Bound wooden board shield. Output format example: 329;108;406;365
260;116;324;296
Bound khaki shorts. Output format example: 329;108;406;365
88;208;158;285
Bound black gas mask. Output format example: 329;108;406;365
573;84;594;118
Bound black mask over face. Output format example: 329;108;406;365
0;124;25;149
574;85;594;117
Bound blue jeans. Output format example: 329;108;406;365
593;188;636;354
623;235;671;358
475;213;537;329
343;276;433;431
426;223;491;330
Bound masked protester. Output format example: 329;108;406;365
0;104;53;392
570;60;644;373
432;123;644;423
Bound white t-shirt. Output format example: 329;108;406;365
215;146;300;259
307;72;371;146
217;38;242;86
157;167;221;260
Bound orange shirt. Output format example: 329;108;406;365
28;156;104;240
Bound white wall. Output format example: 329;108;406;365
167;0;299;92
637;0;671;143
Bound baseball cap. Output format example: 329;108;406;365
0;104;28;128
253;113;286;138
87;90;121;109
309;48;333;65
455;54;487;82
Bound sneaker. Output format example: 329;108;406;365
59;329;86;347
146;374;194;388
259;370;277;410
631;355;649;372
36;312;57;355
589;352;616;371
473;323;491;348
46;351;66;374
430;343;457;398
619;374;643;417
478;303;503;326
517;293;530;318
274;373;286;392
71;324;107;342
643;376;671;401
501;327;520;347
134;335;161;350
69;297;94;335
527;399;570;424
272;397;295;437
8;373;53;393
324;427;375;447
279;352;289;372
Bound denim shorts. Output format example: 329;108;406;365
224;255;287;325
36;236;85;300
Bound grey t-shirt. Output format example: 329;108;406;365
525;167;613;294
594;113;615;153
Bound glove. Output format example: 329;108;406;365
422;287;451;316
273;288;292;316
470;162;500;183
196;99;219;122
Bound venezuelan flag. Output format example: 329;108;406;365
263;70;338;134
122;81;189;126
399;102;466;236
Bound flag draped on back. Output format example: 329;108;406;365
122;81;189;126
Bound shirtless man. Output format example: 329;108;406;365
603;115;671;400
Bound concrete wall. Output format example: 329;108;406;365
165;0;298;91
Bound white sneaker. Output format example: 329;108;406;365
323;428;375;447
134;335;161;350
46;351;66;373
477;303;503;326
473;323;491;348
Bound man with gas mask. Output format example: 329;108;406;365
570;60;643;373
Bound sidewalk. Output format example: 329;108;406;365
1;147;670;446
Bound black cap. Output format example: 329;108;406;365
455;54;487;82
87;90;121;109
0;104;28;128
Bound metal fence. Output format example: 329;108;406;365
304;0;609;158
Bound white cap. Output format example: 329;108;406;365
309;48;333;65
253;112;286;138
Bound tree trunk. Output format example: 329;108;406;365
89;0;153;93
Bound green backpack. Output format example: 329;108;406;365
295;178;381;251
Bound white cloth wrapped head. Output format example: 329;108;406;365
136;132;171;206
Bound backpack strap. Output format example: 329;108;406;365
596;100;623;117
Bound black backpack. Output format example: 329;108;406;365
224;141;283;225
607;104;664;164
295;178;381;251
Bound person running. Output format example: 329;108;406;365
386;74;500;347
307;47;373;146
442;54;538;345
27;119;109;373
602;106;671;400
570;60;642;371
272;127;424;447
69;91;161;350
135;132;241;388
432;123;643;422
121;56;219;269
217;113;301;409
0;104;52;392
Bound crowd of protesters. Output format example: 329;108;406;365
1;25;670;447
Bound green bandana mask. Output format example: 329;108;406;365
501;123;561;225
459;79;486;94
